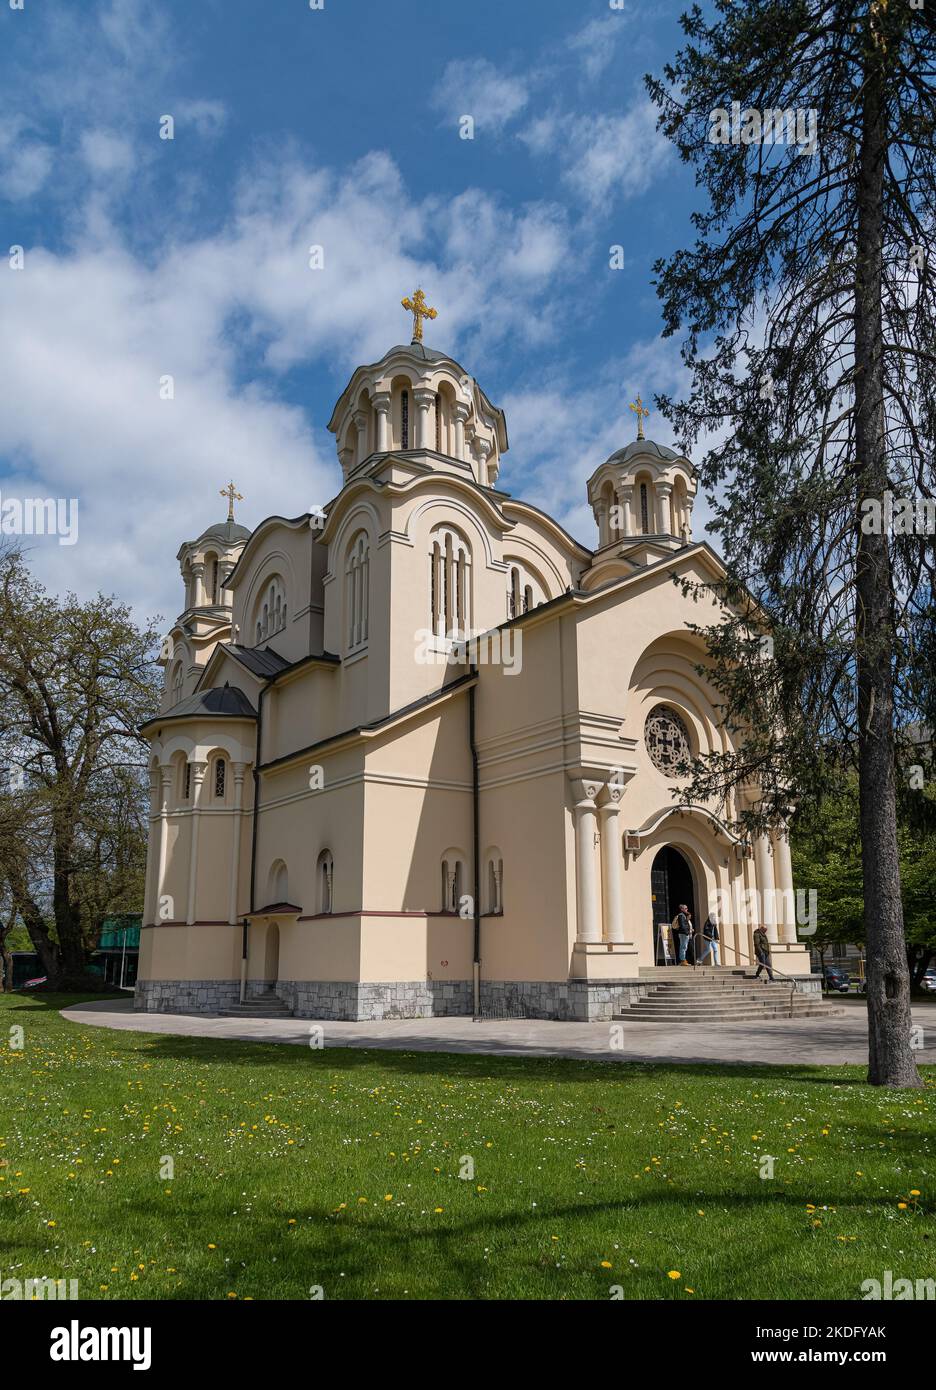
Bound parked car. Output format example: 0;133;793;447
823;964;851;993
920;969;936;994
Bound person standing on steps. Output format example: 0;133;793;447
672;904;693;966
752;924;774;981
699;911;720;965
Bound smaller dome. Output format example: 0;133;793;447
604;439;681;467
197;518;252;546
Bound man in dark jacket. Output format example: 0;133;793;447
753;925;774;980
673;905;693;965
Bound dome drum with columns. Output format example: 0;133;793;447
135;294;814;1024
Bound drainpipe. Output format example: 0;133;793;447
469;675;481;1020
241;680;268;1003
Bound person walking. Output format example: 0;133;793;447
672;904;693;966
752;925;774;981
699;912;720;965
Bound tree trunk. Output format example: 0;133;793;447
854;48;922;1087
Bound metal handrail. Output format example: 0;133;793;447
690;931;799;1018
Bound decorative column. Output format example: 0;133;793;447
571;779;602;943
155;765;173;920
453;402;470;461
597;784;625;942
354;408;369;466
373;392;391;452
414;388;435;449
656;480;674;536
190;561;205;608
228;762;247;926
616;485;633;537
754;832;778;943
595;500;609;547
772;821;797;944
185;761;208;927
473;437;492;486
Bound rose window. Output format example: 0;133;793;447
644;705;691;776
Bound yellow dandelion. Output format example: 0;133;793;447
668;1271;681;1280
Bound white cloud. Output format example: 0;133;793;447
0;147;573;622
431;58;530;134
172;99;228;140
0;121;54;200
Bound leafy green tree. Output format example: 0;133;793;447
0;544;160;986
649;0;935;1085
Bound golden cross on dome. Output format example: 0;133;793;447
219;481;243;521
401;287;437;344
629;394;650;441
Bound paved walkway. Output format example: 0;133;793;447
60;997;936;1067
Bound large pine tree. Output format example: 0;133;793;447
649;0;935;1085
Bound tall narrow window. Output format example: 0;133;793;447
435;393;442;452
206;556;218;604
318;851;334;914
640;482;650;534
183;762;192;801
346;533;369;650
401;390;409;449
429;527;471;638
214;758;226;800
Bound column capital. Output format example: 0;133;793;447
372;391;391;412
571;778;602;805
597;782;625;809
413;386;435;408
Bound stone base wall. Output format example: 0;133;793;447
134;978;240;1014
135;976;650;1021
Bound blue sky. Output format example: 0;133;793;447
0;0;708;624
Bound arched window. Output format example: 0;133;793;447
486;853;504;915
429;526;471;638
182;760;192;802
205;554;219;605
213;757;226;801
170;661;184;707
269;859;289;904
640;482;650;534
253;577;287;646
345;532;370;651
317;850;334;914
401;389;409;449
506;561;545;620
440;853;466;913
435;393;442;452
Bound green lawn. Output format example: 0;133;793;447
1;993;933;1301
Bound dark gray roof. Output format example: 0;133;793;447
605;439;681;466
197;518;252;546
142;683;257;732
223;644;292;678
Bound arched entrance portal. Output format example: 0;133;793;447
650;846;697;963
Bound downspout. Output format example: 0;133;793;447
241;679;268;1002
469;674;481;1020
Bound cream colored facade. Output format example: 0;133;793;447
135;335;812;1021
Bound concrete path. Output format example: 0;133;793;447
60;997;936;1068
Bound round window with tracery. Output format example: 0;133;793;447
645;705;691;776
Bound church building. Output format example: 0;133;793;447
135;293;813;1021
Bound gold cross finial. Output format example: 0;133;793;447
401;287;438;344
629;394;650;441
220;481;243;521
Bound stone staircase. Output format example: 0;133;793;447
615;967;843;1023
218;990;294;1019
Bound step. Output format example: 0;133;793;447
615;1006;841;1022
218;1000;294;1017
